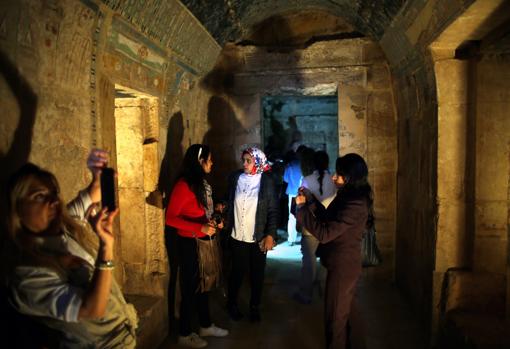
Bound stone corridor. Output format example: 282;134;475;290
159;240;429;349
1;0;509;348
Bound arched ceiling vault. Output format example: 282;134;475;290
180;0;408;45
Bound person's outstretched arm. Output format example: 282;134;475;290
67;149;109;220
78;208;117;319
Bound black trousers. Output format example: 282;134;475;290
177;235;212;336
227;237;267;308
164;226;179;329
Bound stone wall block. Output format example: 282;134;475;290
371;170;395;196
437;103;467;199
477;59;510;103
475;201;508;236
233;69;366;95
143;142;159;191
434;60;468;105
242;39;367;71
339;88;367;157
368;91;395;137
476;102;509;200
436;200;467;270
474;236;507;273
145;201;166;279
441;270;506;316
362;42;386;63
115;103;144;189
119;188;146;264
123;263;161;296
367;136;397;169
367;64;391;90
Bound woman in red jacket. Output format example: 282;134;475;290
166;144;228;348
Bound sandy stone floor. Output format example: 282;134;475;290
159;238;429;349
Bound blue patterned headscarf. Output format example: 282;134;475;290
242;147;271;175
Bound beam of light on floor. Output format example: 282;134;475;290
267;240;303;261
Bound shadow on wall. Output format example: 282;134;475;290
0;49;38;249
157;111;184;209
0;50;45;348
0;50;37;190
202;95;245;200
154;111;185;334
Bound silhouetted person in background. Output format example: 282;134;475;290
283;145;307;246
293;150;336;305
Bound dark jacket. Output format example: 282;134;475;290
225;170;279;242
297;191;368;270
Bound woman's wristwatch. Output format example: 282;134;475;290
96;260;115;270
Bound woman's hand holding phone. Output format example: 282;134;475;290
87;149;109;203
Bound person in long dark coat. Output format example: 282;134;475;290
296;153;372;349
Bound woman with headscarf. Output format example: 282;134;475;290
225;147;279;322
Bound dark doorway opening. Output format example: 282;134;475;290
262;95;339;170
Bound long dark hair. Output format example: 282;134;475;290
335;153;374;227
299;147;315;177
314;151;329;196
179;144;210;208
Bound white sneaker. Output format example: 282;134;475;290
199;323;229;337
178;332;207;348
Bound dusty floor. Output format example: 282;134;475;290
159;235;429;349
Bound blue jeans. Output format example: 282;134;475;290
287;195;297;243
298;233;320;301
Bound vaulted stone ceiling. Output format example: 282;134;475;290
180;0;408;45
240;10;361;48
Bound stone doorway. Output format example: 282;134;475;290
261;95;339;167
113;85;167;348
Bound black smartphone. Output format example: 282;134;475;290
100;167;116;212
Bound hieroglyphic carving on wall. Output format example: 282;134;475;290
103;16;167;96
163;57;200;122
0;1;40;78
16;10;32;48
38;2;64;84
55;2;96;89
77;0;102;148
108;17;167;73
100;0;221;74
162;59;184;121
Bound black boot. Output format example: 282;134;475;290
249;306;261;322
227;302;243;321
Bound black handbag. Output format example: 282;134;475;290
362;225;382;267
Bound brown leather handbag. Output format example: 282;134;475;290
196;236;222;292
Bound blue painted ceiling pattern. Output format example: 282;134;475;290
180;0;408;44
